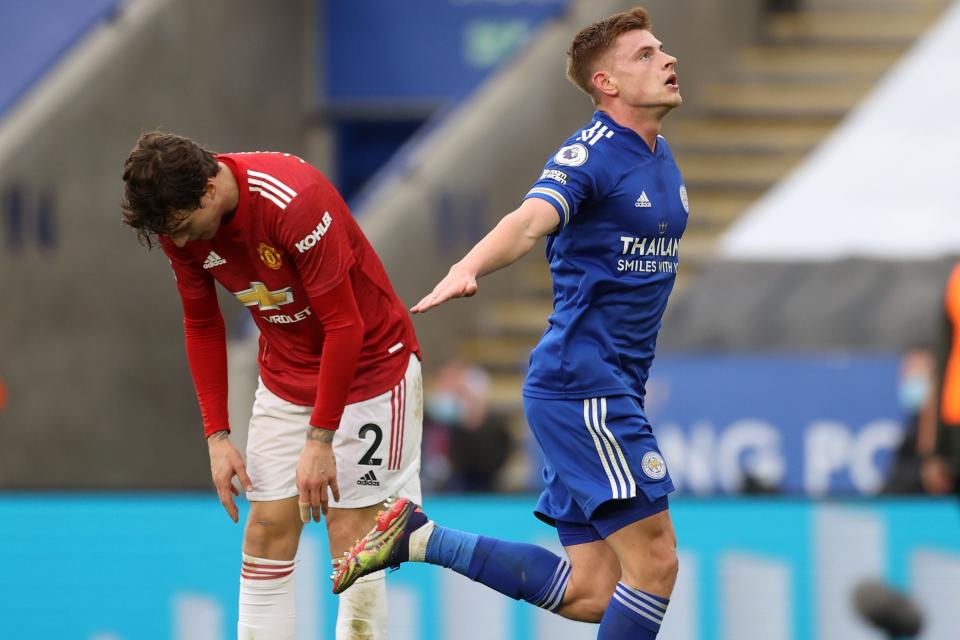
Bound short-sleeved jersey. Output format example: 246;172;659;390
521;110;688;402
161;152;419;407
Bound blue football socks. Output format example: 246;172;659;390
424;526;571;611
598;582;669;639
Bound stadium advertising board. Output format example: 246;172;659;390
645;354;903;496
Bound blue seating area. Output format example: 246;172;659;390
320;0;569;201
0;0;121;117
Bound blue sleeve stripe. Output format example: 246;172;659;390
526;187;570;227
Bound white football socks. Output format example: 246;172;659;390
238;553;296;640
408;520;436;562
336;569;388;639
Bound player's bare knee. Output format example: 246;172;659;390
650;528;679;579
615;523;678;593
640;529;677;575
653;541;679;584
244;516;299;558
624;537;678;594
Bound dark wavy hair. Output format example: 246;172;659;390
121;131;219;247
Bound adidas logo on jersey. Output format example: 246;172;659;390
356;470;380;487
203;251;227;269
634;192;652;208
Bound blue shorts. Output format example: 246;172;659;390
524;395;674;546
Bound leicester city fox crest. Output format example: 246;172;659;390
641;451;667;480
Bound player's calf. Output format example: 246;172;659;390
599;511;679;639
556;573;617;623
325;503;384;556
327;504;391;640
555;544;621;623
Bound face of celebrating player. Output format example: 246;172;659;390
598;29;681;113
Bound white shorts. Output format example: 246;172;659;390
245;354;423;508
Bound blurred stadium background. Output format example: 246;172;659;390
1;0;959;638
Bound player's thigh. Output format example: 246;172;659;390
553;540;620;622
243;496;304;560
603;508;678;589
244;379;313;503
330;354;423;510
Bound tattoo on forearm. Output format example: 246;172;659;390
208;430;229;441
307;428;335;443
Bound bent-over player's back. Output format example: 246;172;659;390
163;151;419;406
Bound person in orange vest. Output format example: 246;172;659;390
921;263;960;495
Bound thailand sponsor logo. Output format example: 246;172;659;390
618;235;679;257
617;235;680;274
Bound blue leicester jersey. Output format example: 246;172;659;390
521;110;688;402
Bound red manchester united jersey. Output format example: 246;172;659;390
161;152;419;409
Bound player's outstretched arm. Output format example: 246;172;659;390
207;430;254;523
411;198;559;314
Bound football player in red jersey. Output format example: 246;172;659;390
122;131;423;640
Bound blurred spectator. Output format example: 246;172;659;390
886;264;960;495
923;263;960;495
882;348;937;494
421;361;513;492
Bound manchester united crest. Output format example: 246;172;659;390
257;243;282;270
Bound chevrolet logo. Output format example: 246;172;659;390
233;282;293;311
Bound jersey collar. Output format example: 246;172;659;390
594;110;664;157
216;154;249;235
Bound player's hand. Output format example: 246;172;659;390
297;430;341;523
411;263;478;314
207;431;254;524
